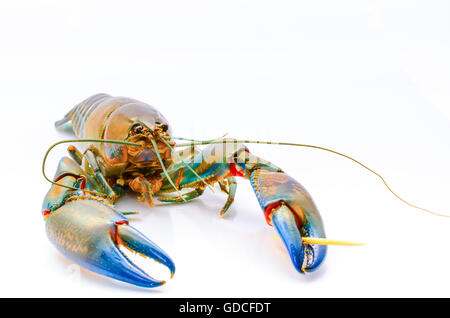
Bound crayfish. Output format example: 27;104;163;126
42;93;436;288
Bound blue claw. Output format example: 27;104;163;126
250;170;327;274
272;205;305;273
117;224;176;279
45;197;175;288
271;204;326;273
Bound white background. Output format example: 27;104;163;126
0;0;449;297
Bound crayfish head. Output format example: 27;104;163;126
100;101;174;170
126;122;173;163
119;121;177;203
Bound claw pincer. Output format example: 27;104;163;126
42;158;175;288
159;140;327;274
249;167;327;274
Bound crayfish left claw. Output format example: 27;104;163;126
45;197;175;288
271;204;306;273
250;169;327;274
271;203;326;273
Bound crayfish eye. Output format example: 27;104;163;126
133;125;144;134
161;124;169;132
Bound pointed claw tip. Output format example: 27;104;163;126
115;223;176;287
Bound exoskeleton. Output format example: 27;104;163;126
42;93;330;287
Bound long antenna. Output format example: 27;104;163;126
173;137;449;218
150;139;186;202
42;139;140;196
159;136;215;193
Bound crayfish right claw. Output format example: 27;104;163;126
270;203;327;274
250;170;327;274
45;197;175;288
271;204;307;273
